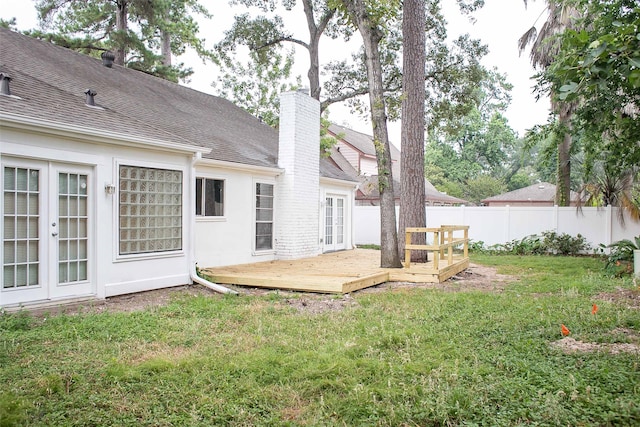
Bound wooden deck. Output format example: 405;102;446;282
201;248;469;294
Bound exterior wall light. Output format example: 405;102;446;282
105;183;116;194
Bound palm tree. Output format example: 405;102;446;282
518;0;579;206
578;161;640;224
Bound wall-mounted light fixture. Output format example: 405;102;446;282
105;183;116;194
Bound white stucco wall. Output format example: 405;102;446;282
1;125;196;306
193;164;279;268
320;179;357;252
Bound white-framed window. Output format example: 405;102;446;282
118;165;182;255
255;182;274;251
195;178;224;217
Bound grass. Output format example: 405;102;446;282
1;255;639;426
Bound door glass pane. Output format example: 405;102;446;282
58;172;89;284
325;197;333;245
337;198;344;245
4;167;15;190
3;167;40;289
16;169;28;191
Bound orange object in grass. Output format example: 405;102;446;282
561;324;571;336
592;304;598;315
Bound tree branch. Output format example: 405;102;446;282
252;36;309;51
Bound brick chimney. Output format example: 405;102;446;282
275;90;321;259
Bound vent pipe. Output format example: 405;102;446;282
101;51;115;68
84;89;97;106
0;73;12;96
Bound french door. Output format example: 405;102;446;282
2;159;93;306
324;195;346;252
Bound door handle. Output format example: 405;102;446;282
52;232;58;237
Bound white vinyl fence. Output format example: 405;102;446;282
354;206;640;250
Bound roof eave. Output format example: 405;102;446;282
0;112;211;155
320;176;359;187
196;156;283;175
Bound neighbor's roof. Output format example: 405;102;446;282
482;182;563;203
357;175;468;205
0;28;354;182
328;123;401;161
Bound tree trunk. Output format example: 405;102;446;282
302;0;321;100
342;0;402;268
114;0;128;66
556;108;572;206
161;29;172;67
399;0;427;263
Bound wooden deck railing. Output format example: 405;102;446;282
404;225;470;269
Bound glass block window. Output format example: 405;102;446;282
3;167;40;289
58;172;88;284
119;165;182;255
196;178;224;216
255;183;274;251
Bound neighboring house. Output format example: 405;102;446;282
0;28;357;308
327;123;468;206
481;182;580;207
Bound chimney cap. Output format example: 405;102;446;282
0;72;12;96
101;50;115;68
85;88;98;107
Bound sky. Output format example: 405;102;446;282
0;0;551;144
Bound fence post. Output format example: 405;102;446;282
405;230;412;268
464;227;468;258
605;205;613;247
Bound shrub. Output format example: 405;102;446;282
600;235;640;276
541;231;591;255
476;231;591;256
491;234;545;255
468;240;487;253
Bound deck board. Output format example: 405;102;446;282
201;249;469;294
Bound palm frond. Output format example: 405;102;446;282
517;26;537;56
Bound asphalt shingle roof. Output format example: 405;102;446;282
0;28;354;182
481;182;580;203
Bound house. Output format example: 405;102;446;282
481;182;580;206
0;28;357;308
327;123;468;206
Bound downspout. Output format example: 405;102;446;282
190;264;238;295
190;152;238;295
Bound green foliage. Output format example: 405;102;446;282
0;17;17;30
541;230;591;255
0;392;28;427
320;115;340;157
600;236;640;276
475;231;592;256
214;46;299;127
463;175;507;205
31;0;214;82
1;256;638;425
0;310;32;332
489;234;545;255
541;0;640;192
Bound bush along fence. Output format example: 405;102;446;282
355;205;640;251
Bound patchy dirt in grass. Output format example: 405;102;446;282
550;327;640;355
551;336;640;355
359;263;516;294
595;287;640;309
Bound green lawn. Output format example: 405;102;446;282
1;255;639;426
